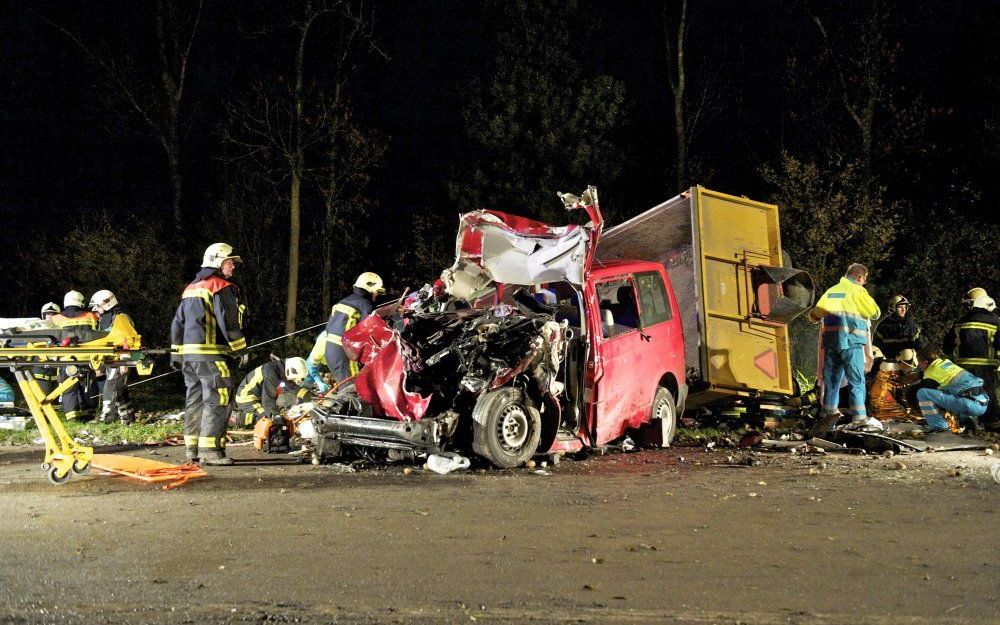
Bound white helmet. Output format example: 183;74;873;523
63;290;85;309
973;294;997;312
202;242;242;269
40;302;61;317
284;357;308;385
89;290;118;314
354;271;386;295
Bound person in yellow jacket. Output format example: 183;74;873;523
807;264;882;436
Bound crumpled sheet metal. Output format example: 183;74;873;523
341;315;432;421
452;210;590;288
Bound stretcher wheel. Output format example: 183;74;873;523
40;462;51;471
47;466;72;485
72;460;91;475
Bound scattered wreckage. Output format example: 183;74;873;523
305;186;819;468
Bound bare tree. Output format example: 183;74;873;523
662;0;689;192
35;1;203;234
224;0;385;333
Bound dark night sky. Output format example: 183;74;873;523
0;0;997;336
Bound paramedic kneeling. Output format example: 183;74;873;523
913;347;989;433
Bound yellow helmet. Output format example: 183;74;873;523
888;295;910;308
964;287;988;307
354;272;386;295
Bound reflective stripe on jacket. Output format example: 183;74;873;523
170;268;247;360
943;308;1000;367
920;358;984;397
235;361;283;413
51;307;101;342
809;277;881;349
325;289;374;345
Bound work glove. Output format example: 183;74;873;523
237;353;250;370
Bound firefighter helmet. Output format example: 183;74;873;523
973;294;997;312
354;271;386;295
888;295;910;308
202;243;242;268
40;302;61;318
284;357;308;385
871;345;884;361
63;290;85;309
964;287;988;307
897;348;918;368
89;290;118;314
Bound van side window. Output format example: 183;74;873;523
635;271;673;326
596;278;640;338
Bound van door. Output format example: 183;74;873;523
593;275;649;445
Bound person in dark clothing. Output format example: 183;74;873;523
325;272;384;383
873;295;924;360
51;290;100;420
90;290;138;424
32;302;62;397
943;294;1000;430
234;356;307;427
170;243;248;465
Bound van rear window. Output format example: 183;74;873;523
635;271;672;326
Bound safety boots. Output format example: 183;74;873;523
199;449;234;466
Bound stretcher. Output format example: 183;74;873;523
0;315;161;484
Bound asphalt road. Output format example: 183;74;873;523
0;443;997;625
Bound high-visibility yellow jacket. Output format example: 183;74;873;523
809;277;881;350
308;331;327;367
919;358;984;396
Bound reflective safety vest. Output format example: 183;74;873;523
325;289;374;348
922;358;984;396
943;308;1000;367
308;331;327;366
171;268;247;360
809;277;881;349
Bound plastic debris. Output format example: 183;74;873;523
426;452;471;474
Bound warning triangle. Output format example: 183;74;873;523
754;349;778;379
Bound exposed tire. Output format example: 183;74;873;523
651;387;678;447
71;460;91;475
48;466;72;485
471;387;542;468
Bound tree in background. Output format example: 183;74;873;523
223;1;384;333
37;1;203;235
450;0;628;223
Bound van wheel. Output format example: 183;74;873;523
651;387;677;447
472;388;542;468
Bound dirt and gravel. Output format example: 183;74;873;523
0;441;997;625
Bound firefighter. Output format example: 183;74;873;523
303;330;331;395
90;290;138;424
234;356;307;427
51;291;100;420
873;295;924;360
324;272;385;384
943;294;1000;430
170;243;248;466
962;287;996;311
32;302;62;396
807;263;881;436
911;347;990;433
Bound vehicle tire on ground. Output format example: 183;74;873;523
471;387;542;468
651;387;677;447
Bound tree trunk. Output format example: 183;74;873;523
164;118;183;235
285;171;301;334
673;0;688;192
